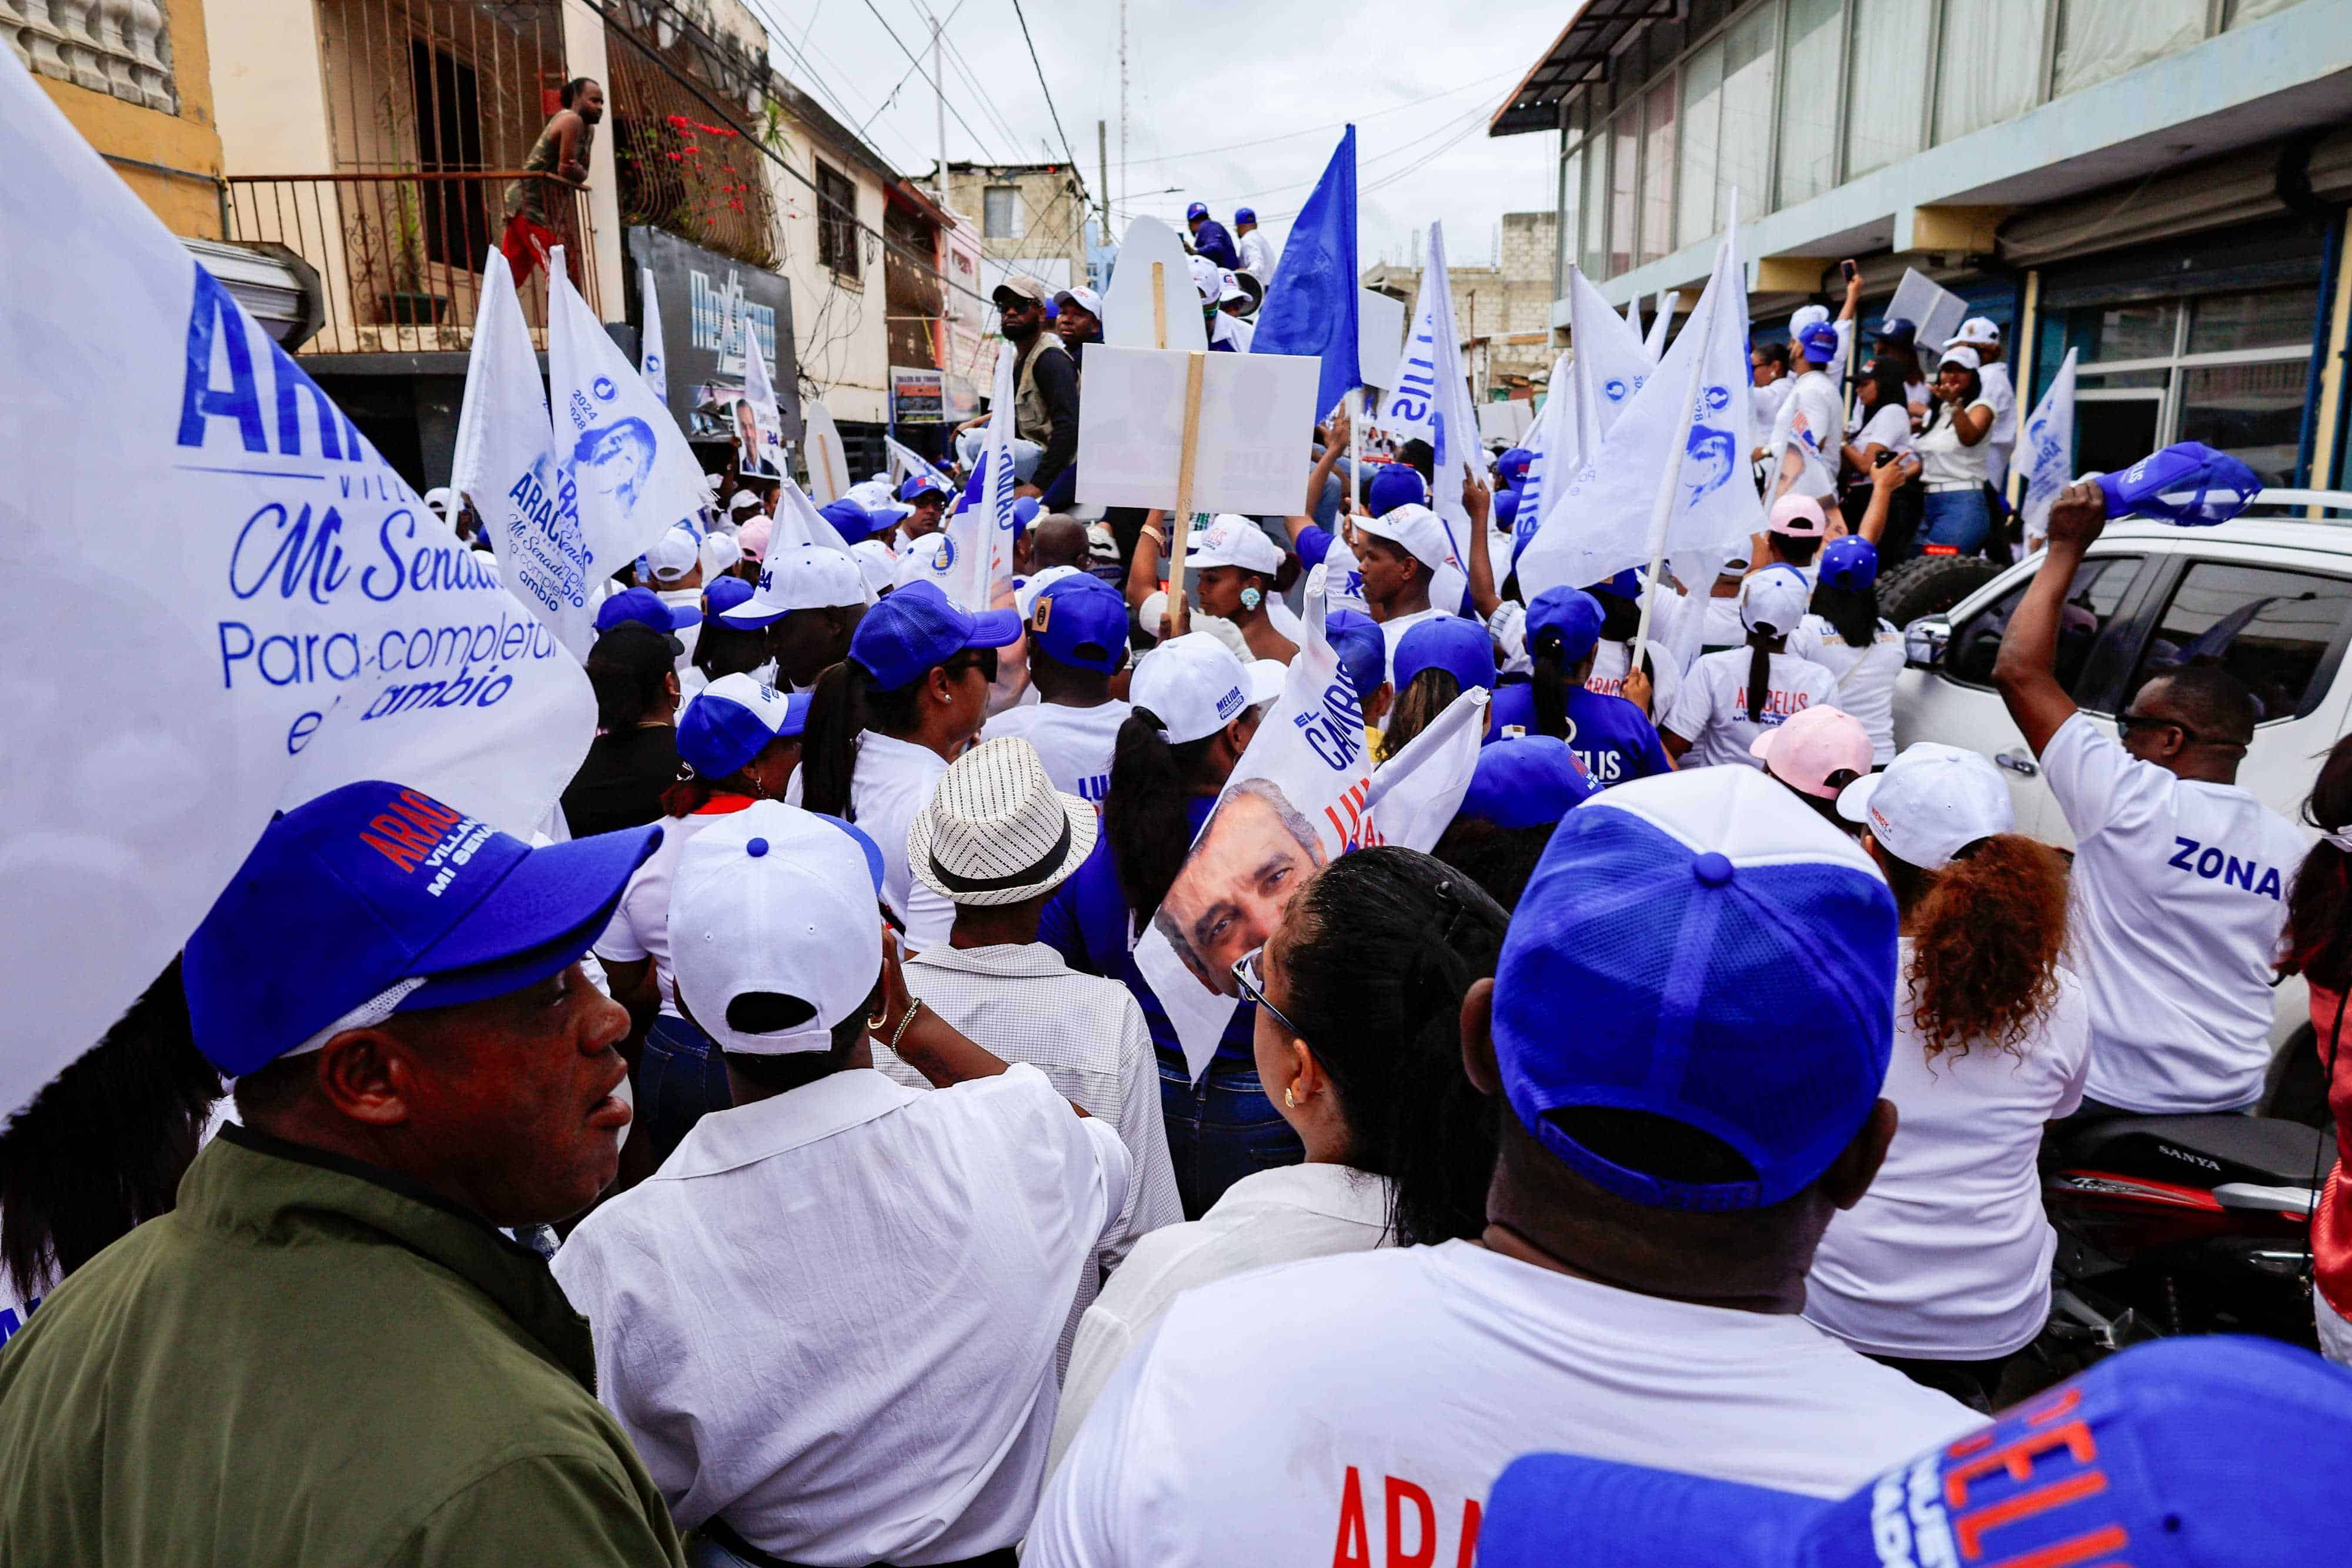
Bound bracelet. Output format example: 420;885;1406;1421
1139;526;1167;550
888;997;926;1052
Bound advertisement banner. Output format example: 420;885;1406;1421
626;225;800;447
891;366;946;423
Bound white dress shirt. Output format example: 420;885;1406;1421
1236;228;1277;280
877;942;1184;1371
1051;1164;1391;1479
553;1065;1135;1566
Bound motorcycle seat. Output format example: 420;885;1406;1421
2056;1115;2337;1187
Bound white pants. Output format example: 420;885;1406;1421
2317;1284;2352;1368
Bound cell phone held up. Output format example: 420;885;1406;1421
1874;448;1901;469
1841;260;1858;282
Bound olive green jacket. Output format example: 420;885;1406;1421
0;1124;684;1568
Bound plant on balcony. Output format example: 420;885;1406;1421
614;106;774;268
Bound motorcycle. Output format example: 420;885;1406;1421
2038;1112;2337;1364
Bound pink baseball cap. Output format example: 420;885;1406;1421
738;514;774;562
1749;705;1873;799
1767;494;1827;537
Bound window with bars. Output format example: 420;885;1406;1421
817;161;860;279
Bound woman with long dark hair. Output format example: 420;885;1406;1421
561;620;684;838
1789;537;1905;767
1909;346;1998;557
1381;617;1494;758
1;959;223;1343
1806;744;2087;1410
796;580;1018;951
689;576;776;687
1050;848;1506;1466
1659;570;1835;770
2281;734;2352;1366
1487;589;1672;786
1038;632;1289;1216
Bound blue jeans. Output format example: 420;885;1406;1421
638;1012;731;1166
1919;487;1992;556
1157;1048;1304;1219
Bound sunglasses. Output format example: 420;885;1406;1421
2117;710;2242;748
1231;946;1301;1038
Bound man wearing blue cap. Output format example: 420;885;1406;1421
1233;207;1275;280
1184;200;1240;271
0;783;683;1567
985;576;1132;804
1766;265;1862;500
897;474;950;540
1995;481;2304;1117
1028;768;1981;1568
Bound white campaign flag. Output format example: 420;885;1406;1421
2019;349;2079;547
726;281;787;480
1514;349;1575;560
1375;282;1441;448
452;259;596;656
886;435;954;493
1420;223;1483;614
1360;688;1489;851
937;344;1018;612
1134;597;1380;1078
639;265;667;406
804;402;850;506
765;476;877;605
1517;225;1759;604
549;249;711;589
0;48;593;1113
1642;290;1679;360
1565;268;1654;463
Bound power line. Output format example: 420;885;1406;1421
856;0;970;136
850;0;1011;168
1007;0;1084;198
1115;69;1519;170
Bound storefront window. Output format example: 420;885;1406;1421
1777;0;1843;205
2177;361;2309;487
1641;75;1678;263
2053;0;2206;96
1718;7;1777;221
1934;0;2049;143
1846;0;1929;176
1610;112;1639;276
1581;138;1609;278
2188;286;2320;353
1679;42;1725;248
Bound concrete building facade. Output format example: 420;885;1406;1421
1365;210;1561;401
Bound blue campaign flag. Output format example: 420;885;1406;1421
1250;126;1359;417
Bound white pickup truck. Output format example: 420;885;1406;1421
1892;490;2352;1115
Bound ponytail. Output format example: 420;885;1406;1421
1813;580;1880;651
1105;710;1217;924
1529;646;1572;740
1885;834;2069;1059
798;660;869;817
1745;636;1772;725
584;622;676;733
1381;668;1462;759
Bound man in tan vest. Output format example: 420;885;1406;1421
991;276;1079;504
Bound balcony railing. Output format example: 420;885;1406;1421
225;170;602;355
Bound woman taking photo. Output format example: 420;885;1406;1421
1040;633;1287;1216
1908;346;1998;557
797;581;1018;953
1805;744;2089;1410
2280;734;2352;1366
1050;847;1505;1465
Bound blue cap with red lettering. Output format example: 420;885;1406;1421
183;781;659;1075
1479;1336;2352;1568
2096;442;2262;528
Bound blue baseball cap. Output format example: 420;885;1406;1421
1492;766;1897;1209
677;673;810;780
1325;610;1388;703
1366;463;1428;516
2096;442;2262;528
847;580;1021;691
1482;1337;2352;1568
1873;314;1916;342
1818;536;1880;591
1186;201;1208;220
596;585;700;634
1011;494;1041;540
1234;206;1256;225
1526;587;1606;667
898;474;948;504
1798;322;1840;365
1496;446;1534;487
1492;488;1522;531
820;498;880;543
704;574;757;620
1395;615;1496;696
1459;737;1597;830
183;782;660;1075
1028;574;1128;673
1582;568;1641;602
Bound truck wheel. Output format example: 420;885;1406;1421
1879;554;2007;628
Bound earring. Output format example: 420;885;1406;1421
1284;1085;1298;1109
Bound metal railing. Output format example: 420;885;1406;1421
225;170;602;355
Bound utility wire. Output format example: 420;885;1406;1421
1007;0;1084;195
850;0;1011;168
1115;69;1518;169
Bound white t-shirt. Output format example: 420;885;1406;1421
1027;1242;1981;1568
1378;606;1450;686
1769;370;1846;499
850;731;956;953
1847;402;1915;460
1914;400;1997;487
1586;637;1681;726
1308;533;1369;617
1662;647;1838;770
984;700;1131;808
1750;377;1793;433
1236;229;1278;280
1978;361;2018;480
1806;950;2092;1359
1788;614;1905;764
1699;593;1746;651
592;805;744;1015
2042;714;2306;1112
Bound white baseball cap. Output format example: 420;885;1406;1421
1190;253;1222;303
701;530;743;579
1937;344;1983;373
1189;514;1285;576
1014;563;1083;620
721;542;866;626
1352;502;1458;576
1836;742;2014;870
669;801;887;1055
1739;567;1810;637
894;531;953;593
422;486;455;519
646;524;703;583
908;737;1098;907
1054;285;1104;316
1952;316;2001;347
850;539;897;599
1787;303;1830;339
1131;632;1258;744
729;489;764;516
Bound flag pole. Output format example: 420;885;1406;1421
1167;350;1207;637
1346;386;1362;517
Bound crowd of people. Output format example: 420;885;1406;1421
4;228;2351;1568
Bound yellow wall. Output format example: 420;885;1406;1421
35;0;227;238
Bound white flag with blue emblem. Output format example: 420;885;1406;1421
937;341;1018;613
1375;280;1442;449
638;265;667;406
1515;227;1759;601
2018;348;2078;548
1513;348;1575;561
1419;223;1482;614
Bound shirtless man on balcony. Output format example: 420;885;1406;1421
501;76;603;286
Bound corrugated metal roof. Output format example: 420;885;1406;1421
1489;0;1678;138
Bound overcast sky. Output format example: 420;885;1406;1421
751;0;1566;270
